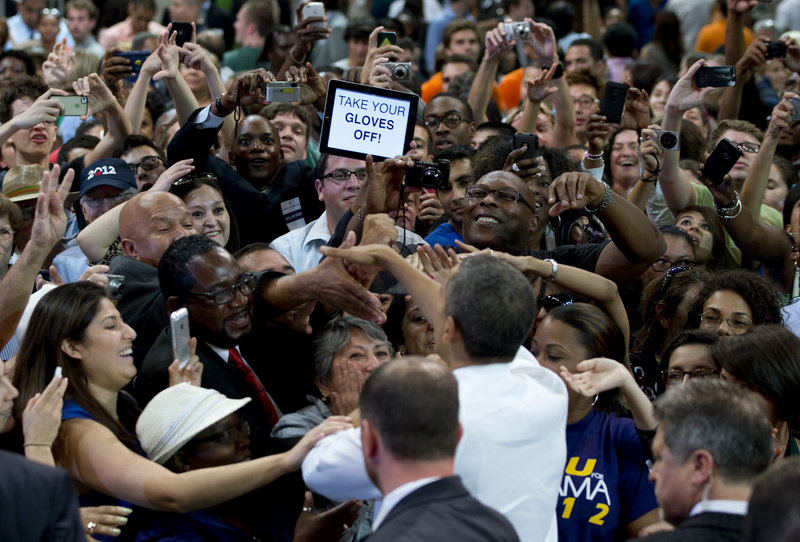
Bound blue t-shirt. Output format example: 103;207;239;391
557;410;657;542
424;222;462;248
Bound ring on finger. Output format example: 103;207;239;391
511;162;520;172
87;522;97;535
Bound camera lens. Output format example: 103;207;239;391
660;133;677;149
518;26;530;37
393;65;408;80
420;167;442;188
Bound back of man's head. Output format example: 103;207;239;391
360;356;459;461
744;457;800;542
653;378;773;486
444;255;536;361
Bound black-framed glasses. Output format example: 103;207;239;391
186;273;257;305
191;420;250;445
662;367;720;385
733;142;760;154
127;155;164;173
322;169;367;183
651;258;695;273
0;226;14;240
699;311;753;330
465;186;538;215
424;113;468;130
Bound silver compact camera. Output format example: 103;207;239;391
505;21;531;41
381;62;413;84
266;81;300;102
106;274;125;300
654;130;680;151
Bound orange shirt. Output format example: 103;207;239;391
422;71;506;113
694;19;754;53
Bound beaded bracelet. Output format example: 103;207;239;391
584;151;603;160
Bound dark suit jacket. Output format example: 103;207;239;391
634;512;744;542
135;327;276;457
0;450;84;541
366;476;521;542
167;108;323;246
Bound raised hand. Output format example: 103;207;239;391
526;20;557;63
585;114;611;154
151;159;195;192
524;63;559;103
42;39;75;87
666;59;715;112
167;337;203;387
620;87;651;131
327;360;362;416
153;26;181;81
29;164;72;253
484;22;514;59
285;62;326;106
417;244;458;284
73;73;118;120
558;357;632;396
22;369;68;448
11;88;67;128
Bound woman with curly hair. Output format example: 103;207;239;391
690;269;783;336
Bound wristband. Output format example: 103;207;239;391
584;151;603;160
214;94;234;116
23;443;53;448
544;258;558;281
586;181;612;214
639;174;658;183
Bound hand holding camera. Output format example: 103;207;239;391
666;59;716;113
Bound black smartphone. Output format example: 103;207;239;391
512;133;539;161
703;138;742;185
600;81;627;124
695;66;736;88
790;98;800;122
377;31;397;47
171;21;193;46
112;50;151;82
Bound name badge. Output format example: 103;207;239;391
281;197;306;230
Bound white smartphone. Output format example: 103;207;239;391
170;308;192;370
302;2;326;29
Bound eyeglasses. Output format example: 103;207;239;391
173;172;218;186
465;186;539;214
424;113;468;130
80;188;136;210
322;169;367;183
699;311;753;330
663;367;720;384
0;227;14;240
651;258;695;272
732;142;760;154
40;8;61;17
187;273;257;305
127;156;163;173
192;420;250;445
572;96;600;109
538;293;573;312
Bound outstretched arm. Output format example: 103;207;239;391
469;22;514;125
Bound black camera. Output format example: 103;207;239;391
405;159;450;190
766;41;787;59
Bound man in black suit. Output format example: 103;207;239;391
360;357;520;542
0;450;84;541
641;379;774;542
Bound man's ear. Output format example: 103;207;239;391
61;338;82;360
315;178;324;201
468;121;476;139
361;419;379;459
690;449;714;487
530;214;540;233
455;421;463;446
442;315;458;345
316;377;331;399
166;296;185;313
120;238;137;259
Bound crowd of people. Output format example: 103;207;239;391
0;0;799;540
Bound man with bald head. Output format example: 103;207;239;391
168;70;324;246
110;190;197;360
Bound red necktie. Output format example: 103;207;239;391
227;347;280;427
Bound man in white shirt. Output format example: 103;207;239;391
303;251;568;542
270;154;425;273
644;378;774;541
359;356;520;542
6;0;74;49
65;0;105;60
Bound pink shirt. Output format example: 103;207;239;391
98;19;166;50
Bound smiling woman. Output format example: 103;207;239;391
170;173;241;254
11;282;352;540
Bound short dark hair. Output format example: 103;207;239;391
444;254;536;360
713;324;800;425
442;19;479;48
0;50;36;76
627;60;664;94
435;143;475;163
441;53;478;72
74;118;103;139
344;18;374;41
360;356;459;460
660;328;719;372
114;134;167;163
158;234;220;298
475;121;516;140
569;38;604;62
424;92;474;122
473;135;511;180
241;0;278;37
260;103;313;135
602;23;638;58
784;184;800;227
744;457;800;542
0;75;47;123
679;119;706;162
653;378;773;484
0;193;22;230
57;135;100;163
566;71;603;95
66;0;99;19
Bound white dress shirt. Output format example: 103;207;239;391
303;347;568;542
271;210;427;274
689;499;748;517
371;476;441;531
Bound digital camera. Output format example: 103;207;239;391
654;130;680;151
405;159;450;190
505;21;531;41
381;62;413;84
